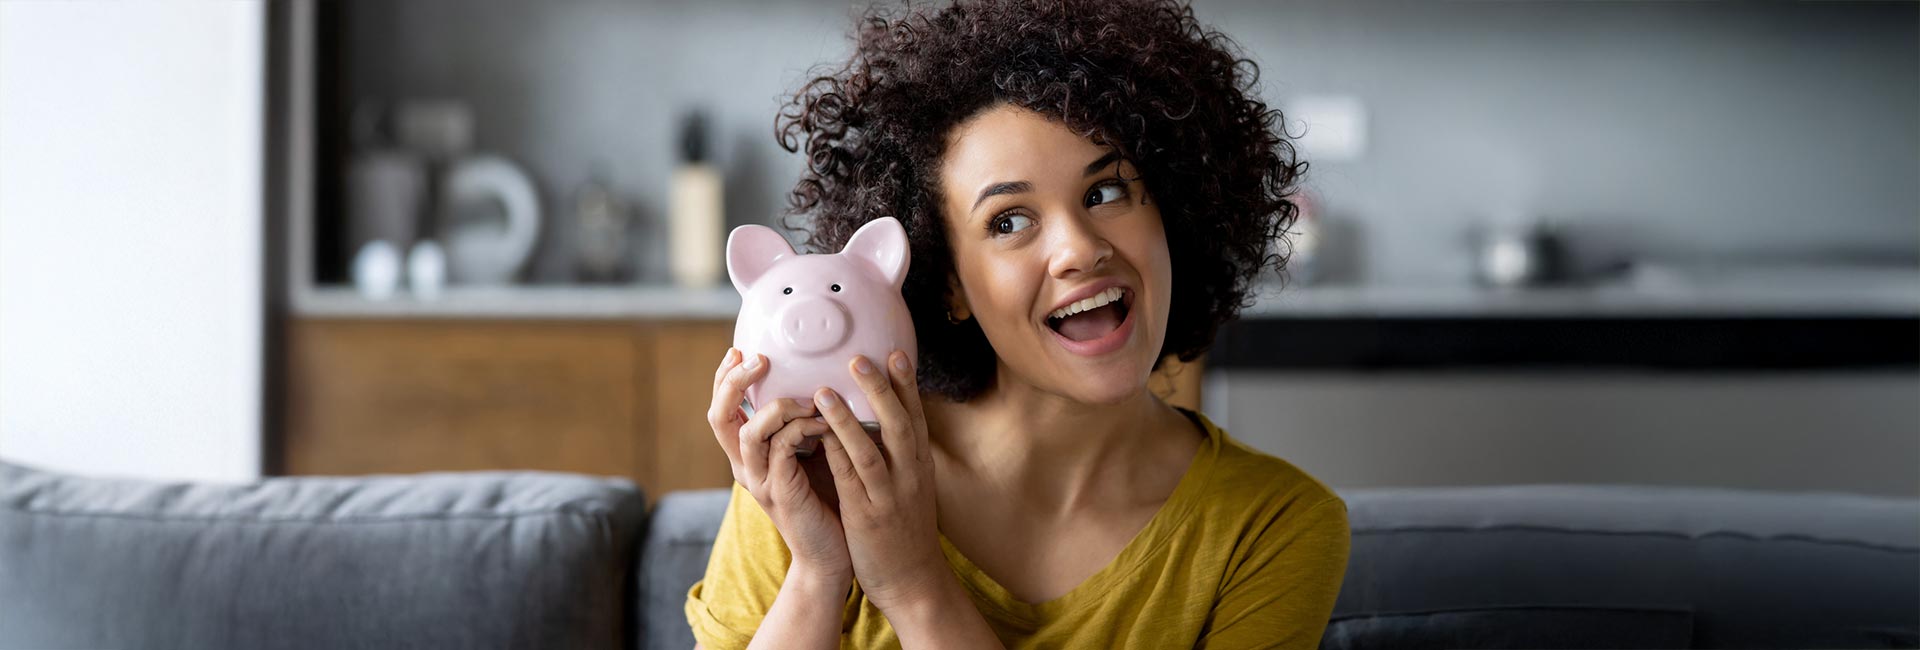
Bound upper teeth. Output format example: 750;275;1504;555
1049;287;1125;320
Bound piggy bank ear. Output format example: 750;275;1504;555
841;217;910;289
726;225;796;293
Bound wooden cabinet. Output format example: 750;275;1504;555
284;319;733;500
282;318;1201;501
646;321;740;499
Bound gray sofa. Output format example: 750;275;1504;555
3;459;1915;649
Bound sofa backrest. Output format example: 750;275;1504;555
8;456;1913;650
1332;485;1918;648
642;485;1920;649
638;490;730;650
0;460;649;650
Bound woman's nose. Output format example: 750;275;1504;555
1047;212;1113;278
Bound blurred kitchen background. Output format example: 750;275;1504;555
1;0;1914;499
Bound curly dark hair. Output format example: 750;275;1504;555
775;0;1304;402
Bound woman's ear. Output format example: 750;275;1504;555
946;272;972;321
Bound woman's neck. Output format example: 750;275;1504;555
925;367;1187;515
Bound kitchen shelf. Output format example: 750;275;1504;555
293;285;742;320
286;267;1920;372
1248;264;1920;318
1243;282;1920;319
1220;266;1920;370
292;264;1920;321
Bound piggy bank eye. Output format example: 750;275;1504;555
830;284;842;292
782;287;793;295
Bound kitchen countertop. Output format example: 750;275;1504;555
1242;277;1920;318
1247;264;1920;318
294;285;744;320
292;264;1920;320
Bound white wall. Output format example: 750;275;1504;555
0;2;263;481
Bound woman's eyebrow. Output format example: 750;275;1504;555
972;181;1032;211
1082;151;1123;177
970;152;1127;212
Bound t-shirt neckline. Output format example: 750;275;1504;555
933;407;1222;623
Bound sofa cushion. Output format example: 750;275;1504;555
638;489;730;650
1331;485;1920;649
1322;605;1694;649
0;459;648;650
634;485;1920;649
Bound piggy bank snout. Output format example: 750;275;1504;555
776;296;852;355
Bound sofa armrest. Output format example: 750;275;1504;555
0;459;648;650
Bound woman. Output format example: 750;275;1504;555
688;0;1348;647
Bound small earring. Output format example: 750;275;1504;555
946;310;966;324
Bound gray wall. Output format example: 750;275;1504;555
344;0;857;282
1207;371;1920;497
345;1;1919;496
343;0;1919;283
1210;0;1919;283
1189;1;1920;498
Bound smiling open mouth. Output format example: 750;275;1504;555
1046;288;1131;342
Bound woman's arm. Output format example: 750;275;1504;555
744;564;852;650
812;351;1007;650
690;349;857;650
877;569;1004;650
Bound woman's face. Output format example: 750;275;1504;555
937;104;1173;406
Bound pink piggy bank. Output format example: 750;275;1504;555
726;217;917;426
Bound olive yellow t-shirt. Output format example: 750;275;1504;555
684;408;1350;649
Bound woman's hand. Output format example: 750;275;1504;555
708;348;851;584
811;351;947;611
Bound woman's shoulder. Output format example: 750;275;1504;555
1182;409;1345;522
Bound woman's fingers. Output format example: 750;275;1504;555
767;416;831;500
847;355;915;459
817;417;869;508
712;347;740;391
886;350;933;464
815;387;892;502
707;352;769;471
737;398;814;490
705;349;748;471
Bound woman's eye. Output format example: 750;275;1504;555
990;213;1034;235
1086;180;1130;207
